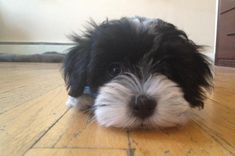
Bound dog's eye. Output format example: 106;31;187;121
108;63;121;77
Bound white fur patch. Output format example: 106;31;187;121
129;17;159;34
94;74;190;128
66;96;79;108
144;75;190;127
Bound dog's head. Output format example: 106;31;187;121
63;17;213;128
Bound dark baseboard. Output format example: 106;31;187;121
0;42;76;45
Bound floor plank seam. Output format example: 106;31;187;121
23;108;70;156
192;119;235;156
127;130;135;156
31;147;128;150
51;130;67;148
208;98;235;112
0;85;63;115
62;117;96;148
192;114;234;147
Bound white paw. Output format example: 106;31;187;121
66;96;79;108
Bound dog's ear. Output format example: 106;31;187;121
63;35;92;97
153;21;213;108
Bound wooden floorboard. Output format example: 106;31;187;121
34;108;129;149
0;63;235;156
129;122;231;156
24;148;127;156
0;63;64;114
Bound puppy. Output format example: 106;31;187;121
63;17;213;128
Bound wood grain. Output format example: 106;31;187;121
129;122;231;156
0;63;68;156
24;148;127;156
35;108;129;149
0;63;235;156
0;63;63;114
0;86;68;156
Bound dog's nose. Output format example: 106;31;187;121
129;94;156;119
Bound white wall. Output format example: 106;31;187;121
0;0;217;58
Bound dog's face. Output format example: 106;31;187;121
64;17;213;128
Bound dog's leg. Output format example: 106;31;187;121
66;96;79;107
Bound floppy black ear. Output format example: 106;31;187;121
152;21;213;108
63;35;91;97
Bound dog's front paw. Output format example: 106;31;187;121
66;96;79;108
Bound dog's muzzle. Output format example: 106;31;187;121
94;73;190;128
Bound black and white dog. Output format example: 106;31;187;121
63;17;213;128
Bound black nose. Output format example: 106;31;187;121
129;94;156;119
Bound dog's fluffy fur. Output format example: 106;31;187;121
63;17;213;128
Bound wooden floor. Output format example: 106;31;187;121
0;62;235;156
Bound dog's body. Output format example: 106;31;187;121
63;17;213;128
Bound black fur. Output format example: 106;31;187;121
63;17;213;108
